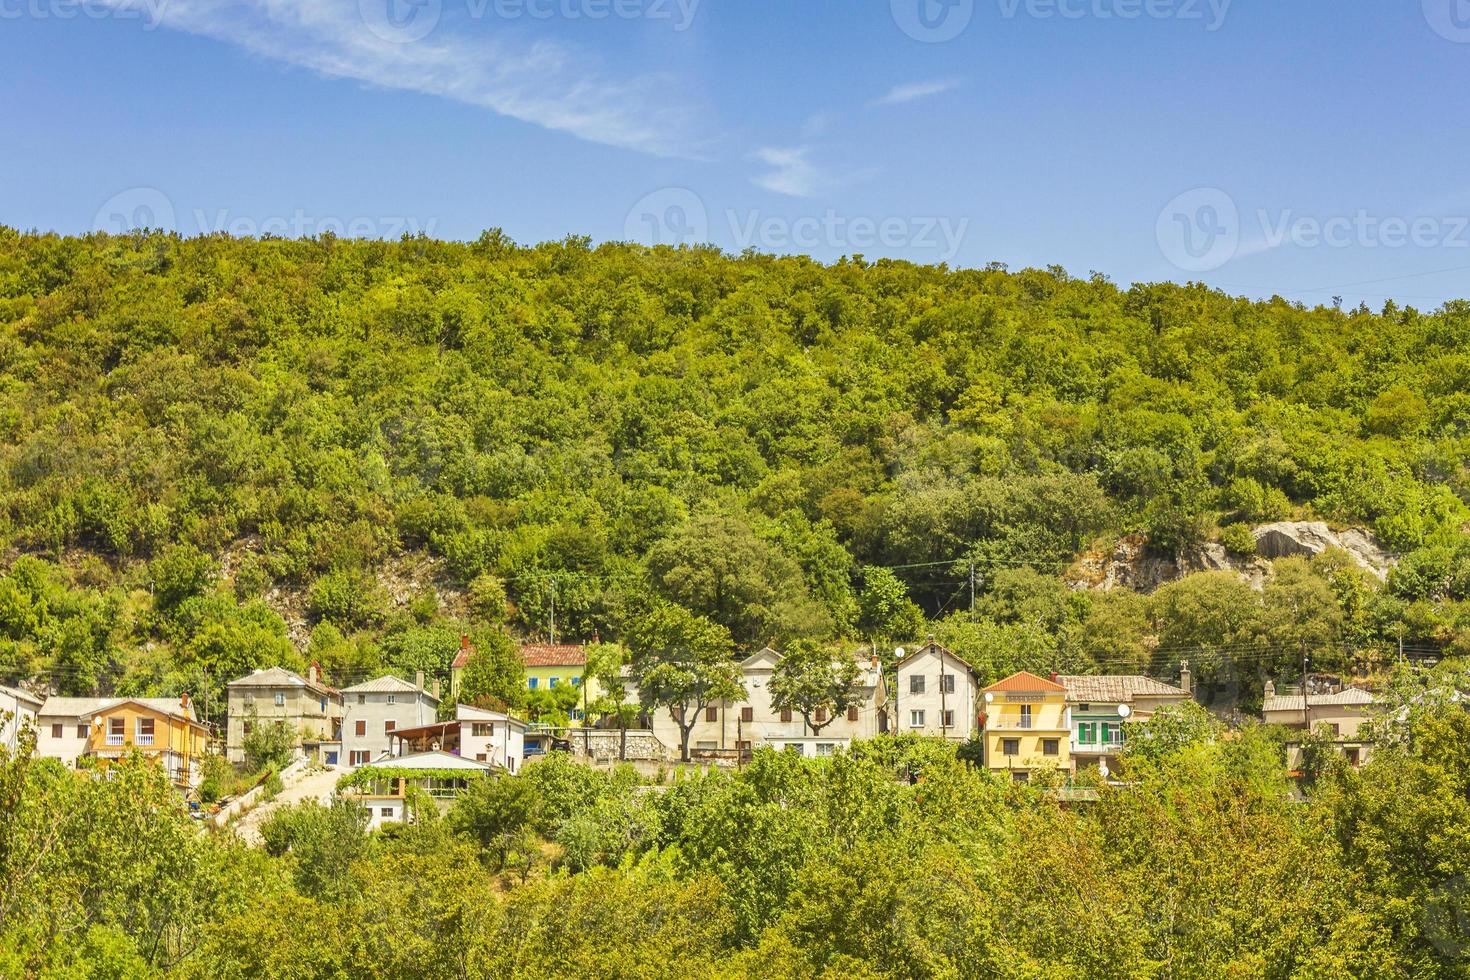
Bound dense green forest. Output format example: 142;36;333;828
0;227;1467;714
4;664;1470;977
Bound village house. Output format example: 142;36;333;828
225;664;343;765
339;751;495;830
980;671;1071;781
35;694;209;787
1058;665;1193;777
387;703;528;773
522;642;598;723
340;673;440;766
892;639;979;742
1261;680;1376;772
0;683;43;752
636;645;888;760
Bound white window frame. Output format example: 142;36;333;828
909;709;926;728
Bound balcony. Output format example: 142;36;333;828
134;734;155;746
106;734;125;746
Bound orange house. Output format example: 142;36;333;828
84;697;210;788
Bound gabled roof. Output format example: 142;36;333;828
39;696;199;722
521;643;587;668
455;704;529;729
364;750;493;772
1058;675;1189;704
451;646;473;670
0;684;43;708
341;675;435;700
894;641;975;674
741;647;782;670
227;666;338;698
1263;687;1375;713
983;671;1068;694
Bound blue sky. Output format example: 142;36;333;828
3;0;1469;308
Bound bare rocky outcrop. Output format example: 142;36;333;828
1252;521;1392;579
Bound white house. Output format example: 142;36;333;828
0;684;43;752
340;673;440;766
341;751;496;830
892;640;979;742
34;696;201;768
386;704;528;773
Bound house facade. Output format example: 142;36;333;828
225;664;343;765
387;704;528;773
1262;681;1376;771
637;646;888;758
980;671;1071;780
36;695;209;786
0;683;43;752
340;751;495;830
340;673;440;766
1058;666;1193;776
892;640;979;742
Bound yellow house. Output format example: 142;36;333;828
521;643;601;725
980;672;1071;782
85;697;211;788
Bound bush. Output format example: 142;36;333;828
1219;523;1257;556
243;716;296;771
306;567;385;629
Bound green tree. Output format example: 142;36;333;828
768;639;861;736
627;603;744;761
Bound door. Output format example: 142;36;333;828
325;751;338;765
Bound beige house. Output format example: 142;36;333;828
636;646;888;759
225;664;343;765
1059;668;1193;776
1262;681;1376;772
341;673;440;767
388;704;528;773
893;640;979;742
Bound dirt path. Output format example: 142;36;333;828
232;765;345;846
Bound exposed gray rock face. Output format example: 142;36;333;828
1253;521;1392;579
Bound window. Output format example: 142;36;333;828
909;710;926;728
816;743;835;757
571;676;581;686
941;710;955;729
472;723;493;737
387;695;396;705
1002;738;1020;756
847;705;859;722
1019;705;1032;729
1011;770;1029;783
274;692;285;707
1078;722;1097;744
740;707;753;723
319;698;327;712
1042;738;1059;756
1078;703;1091;712
704;706;718;722
940;674;955;693
350;750;370;765
357;694;366;705
380;807;394;818
243;721;253;736
51;723;62;738
780;708;793;723
909;675;926;694
815;707;827;723
528;678;539;690
476;753;487;761
1346;747;1361;767
1102;722;1121;745
76;724;88;738
549;678;559;689
136;718;155;745
355;720;366;737
1329;723;1341;737
384;720;395;733
108;717;125;745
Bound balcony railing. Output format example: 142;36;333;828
106;734;124;746
134;734;155;746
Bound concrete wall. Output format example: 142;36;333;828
226;686;341;763
342;690;437;765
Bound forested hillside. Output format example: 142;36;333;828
0;227;1467;713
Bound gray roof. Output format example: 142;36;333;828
363;750;493;772
38;696;197;722
227;666;337;698
1059;675;1189;704
341;675;437;699
1263;687;1375;713
0;684;43;707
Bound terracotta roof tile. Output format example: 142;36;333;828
521;643;586;667
983;671;1068;694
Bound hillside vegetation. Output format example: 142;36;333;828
0;228;1467;712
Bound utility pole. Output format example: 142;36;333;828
968;561;976;615
548;578;556;645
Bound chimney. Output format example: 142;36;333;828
180;691;191;710
870;646;880;671
1178;660;1192;696
1049;671;1058;683
308;661;320;685
460;633;470;652
415;670;425;692
432;678;441;700
591;630;601;645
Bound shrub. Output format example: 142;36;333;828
1219;523;1257;556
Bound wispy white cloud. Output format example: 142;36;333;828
869;78;962;108
750;146;825;197
104;0;706;158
